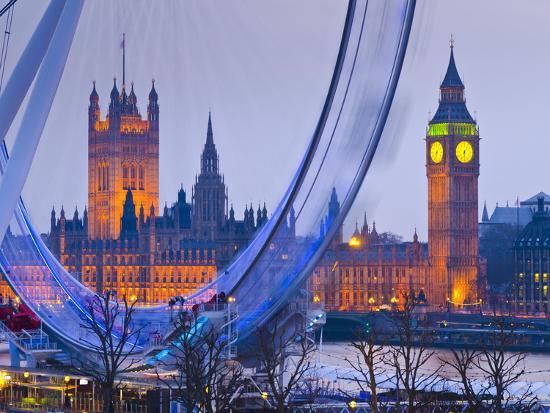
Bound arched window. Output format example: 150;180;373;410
105;166;109;190
130;166;136;189
122;165;129;189
138;166;144;190
102;166;107;191
97;166;102;191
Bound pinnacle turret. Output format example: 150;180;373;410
482;201;489;222
110;78;119;102
90;81;99;103
148;79;158;101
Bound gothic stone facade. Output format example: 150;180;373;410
43;80;266;304
312;46;480;311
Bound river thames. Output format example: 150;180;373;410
315;342;550;393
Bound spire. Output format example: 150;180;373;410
353;221;360;237
120;84;128;109
361;211;369;235
50;206;56;229
120;188;137;239
125;189;134;205
289;204;296;235
129;82;137;104
413;227;418;243
257;204;262;227
139;203;145;225
482;201;489;222
206;111;214;146
328;187;340;219
200;111;219;175
110;78;119;101
148;79;158;101
90;80;99;103
429;38;474;125
441;35;464;89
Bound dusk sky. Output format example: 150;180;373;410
5;0;550;241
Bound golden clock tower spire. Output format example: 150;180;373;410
426;41;479;308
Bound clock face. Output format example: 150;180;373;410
455;141;473;163
430;141;444;164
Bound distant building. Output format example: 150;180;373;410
481;192;550;230
478;192;550;236
514;196;550;315
311;195;428;312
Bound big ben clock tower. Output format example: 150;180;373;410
426;42;479;308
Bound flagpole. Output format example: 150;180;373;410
516;195;519;235
122;33;125;88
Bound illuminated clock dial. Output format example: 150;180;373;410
430;141;444;164
455;141;473;163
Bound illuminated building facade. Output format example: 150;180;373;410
514;196;550;314
88;79;159;240
42;77;266;304
426;44;480;307
312;44;480;311
311;192;429;311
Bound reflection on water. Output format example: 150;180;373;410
319;342;550;383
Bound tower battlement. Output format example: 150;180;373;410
87;78;160;240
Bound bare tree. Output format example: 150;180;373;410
473;316;537;413
389;292;441;412
341;321;390;413
156;313;245;413
439;313;538;413
439;347;484;412
255;316;316;413
75;291;142;413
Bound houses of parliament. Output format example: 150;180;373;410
0;43;481;310
311;44;481;311
42;75;266;304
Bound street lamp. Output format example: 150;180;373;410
4;375;12;402
64;375;71;410
23;371;29;379
261;391;268;409
348;399;357;411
